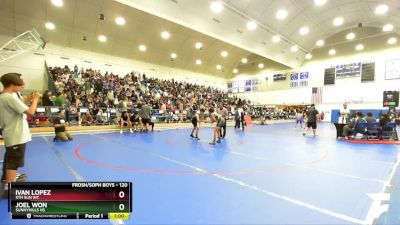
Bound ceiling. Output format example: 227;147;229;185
0;0;399;78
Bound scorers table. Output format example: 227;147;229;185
8;182;132;220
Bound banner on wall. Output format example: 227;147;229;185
290;72;308;88
335;62;361;78
311;87;323;104
299;72;309;87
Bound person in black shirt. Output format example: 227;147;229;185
53;110;73;141
379;113;394;139
41;90;54;106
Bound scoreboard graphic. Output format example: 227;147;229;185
8;182;132;220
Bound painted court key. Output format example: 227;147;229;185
8;182;132;220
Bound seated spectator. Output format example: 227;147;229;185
342;111;367;139
120;111;132;134
379;113;394;139
365;112;376;125
53;110;73;141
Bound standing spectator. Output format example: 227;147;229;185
54;92;67;107
141;102;152;132
240;108;246;131
0;73;40;197
303;104;320;137
295;110;303;128
74;65;79;78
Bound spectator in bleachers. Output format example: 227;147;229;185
53;110;73;141
120;111;132;134
55;91;67;107
48;64;258;129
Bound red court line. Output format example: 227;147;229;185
343;139;400;144
74;140;330;175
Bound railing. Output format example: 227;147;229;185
28;106;294;128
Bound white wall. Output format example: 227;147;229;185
231;46;400;109
0;35;227;92
0;35;47;92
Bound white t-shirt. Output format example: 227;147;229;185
0;93;31;147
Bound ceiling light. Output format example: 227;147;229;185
272;35;281;43
291;45;298;52
139;45;146;52
383;24;394;32
195;42;203;49
115;17;125;25
316;39;325;46
221;51;228;57
355;44;364;51
170;53;177;59
45;22;55;30
233;68;238;74
388;37;397;45
216;65;222;70
241;58;248;64
305;53;312;59
258;63;264;69
314;0;327;6
210;1;224;13
346;32;355;40
299;26;309;35
161;31;170;39
375;4;389;15
51;0;63;7
329;49;336;55
195;59;202;65
246;21;257;30
333;17;344;26
98;35;107;42
276;9;288;20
